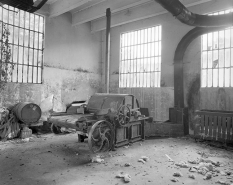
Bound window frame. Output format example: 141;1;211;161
0;5;45;84
201;9;233;88
119;25;162;88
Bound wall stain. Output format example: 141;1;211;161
112;71;119;75
160;79;166;87
217;88;226;110
187;74;200;130
44;64;92;73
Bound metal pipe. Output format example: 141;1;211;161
105;8;111;93
154;0;233;27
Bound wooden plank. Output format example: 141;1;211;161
217;116;222;140
196;111;233;117
232;118;233;141
226;117;231;141
208;116;213;139
200;115;205;136
221;117;227;141
204;115;209;138
213;116;217;141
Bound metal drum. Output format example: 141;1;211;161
13;103;41;124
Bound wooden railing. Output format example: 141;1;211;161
195;110;233;143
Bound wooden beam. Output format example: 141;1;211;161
49;0;90;17
90;0;165;32
72;0;152;26
90;0;228;32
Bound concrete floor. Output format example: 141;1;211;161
0;133;233;185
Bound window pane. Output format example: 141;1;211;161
225;68;230;87
213;69;218;87
0;5;44;83
119;25;161;87
202;69;207;87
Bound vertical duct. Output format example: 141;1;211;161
105;8;111;93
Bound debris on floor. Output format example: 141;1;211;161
91;155;104;163
116;172;131;183
203;172;212;180
140;156;149;162
124;163;131;167
175;161;190;168
138;156;149;164
188;174;195;179
173;172;183;177
171;178;179;182
216;180;232;185
165;154;174;162
138;158;145;164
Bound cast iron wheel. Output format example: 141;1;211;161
88;120;114;153
117;105;131;126
51;123;62;134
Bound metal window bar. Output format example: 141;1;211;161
119;25;162;88
0;5;44;84
201;9;233;88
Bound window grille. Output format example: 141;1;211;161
119;25;162;88
201;9;233;87
0;5;44;84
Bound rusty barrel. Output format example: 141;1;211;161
13;102;41;124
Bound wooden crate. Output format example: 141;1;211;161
195;110;233;143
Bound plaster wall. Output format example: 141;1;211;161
0;12;102;119
104;0;233;122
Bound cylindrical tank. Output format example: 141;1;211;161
13;102;41;124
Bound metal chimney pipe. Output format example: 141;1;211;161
105;8;111;93
154;0;233;27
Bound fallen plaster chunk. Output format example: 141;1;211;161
216;180;231;185
175;161;190;168
116;172;125;178
173;172;183;177
138;159;146;164
189;167;198;172
140;156;149;162
116;172;131;183
124;163;131;167
203;172;212;180
91;156;104;163
188;159;199;164
171;178;179;182
220;171;227;176
188;174;195;179
199;158;220;167
124;174;131;183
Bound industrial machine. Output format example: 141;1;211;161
48;93;149;153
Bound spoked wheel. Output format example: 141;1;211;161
117;105;131;126
51;123;62;134
88;120;114;153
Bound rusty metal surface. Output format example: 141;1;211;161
48;93;147;152
87;93;131;113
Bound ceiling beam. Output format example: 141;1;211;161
90;0;230;32
49;0;90;17
72;0;152;26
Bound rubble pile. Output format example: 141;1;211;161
169;151;233;184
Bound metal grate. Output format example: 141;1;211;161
0;5;44;84
119;25;162;88
201;9;233;88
